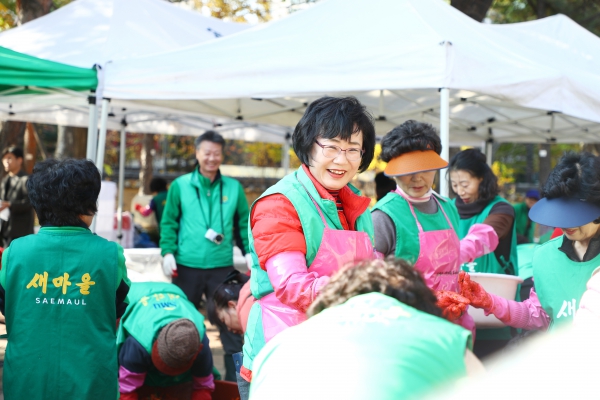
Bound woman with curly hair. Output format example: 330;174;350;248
461;152;600;332
372;121;498;331
249;258;482;400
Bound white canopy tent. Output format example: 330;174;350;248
102;0;600;196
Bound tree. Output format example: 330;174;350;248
451;0;495;21
169;0;271;22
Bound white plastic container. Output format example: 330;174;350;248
467;272;523;328
123;248;170;283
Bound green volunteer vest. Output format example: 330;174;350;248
250;293;471;400
455;196;519;341
117;282;206;387
372;192;459;262
243;166;375;371
247;166;375;300
153;191;168;226
533;237;600;331
513;202;536;243
3;228;120;400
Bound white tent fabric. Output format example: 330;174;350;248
102;0;600;144
0;0;247;68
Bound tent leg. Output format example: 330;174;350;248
90;98;110;234
486;140;493;167
86;96;98;161
117;122;127;245
439;88;450;197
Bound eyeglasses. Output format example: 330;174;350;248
315;140;363;161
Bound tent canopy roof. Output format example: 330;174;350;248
0;46;97;94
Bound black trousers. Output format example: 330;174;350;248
173;264;243;382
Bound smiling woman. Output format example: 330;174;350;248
238;96;377;398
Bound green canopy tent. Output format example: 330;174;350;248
0;45;98;157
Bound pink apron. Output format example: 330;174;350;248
397;189;474;332
258;189;375;343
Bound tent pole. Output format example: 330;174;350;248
95;98;111;174
86;94;98;161
486;140;493;166
439;88;450;197
117;120;127;245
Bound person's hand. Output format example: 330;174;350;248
134;203;144;213
0;201;9;212
458;271;493;310
245;253;253;270
191;389;212;400
435;290;470;321
162;254;177;277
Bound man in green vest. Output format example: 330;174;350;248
0;158;131;400
117;282;214;400
160;130;251;381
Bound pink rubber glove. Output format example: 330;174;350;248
459;223;499;265
435;290;470;321
193;374;215;392
266;251;330;313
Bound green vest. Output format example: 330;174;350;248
455;196;519;341
247;166;375;300
455;196;519;276
3;228;120;400
117;282;206;387
513;201;535;243
372;192;459;263
250;293;471;400
243;166;375;371
533;237;600;331
160;169;249;268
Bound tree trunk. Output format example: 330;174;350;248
538;143;552;187
450;0;495;21
17;0;53;24
139;134;155;195
55;126;88;159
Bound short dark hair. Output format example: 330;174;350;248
27;159;101;226
308;257;442;318
375;172;396;201
194;130;225;149
379;120;442;163
448;148;499;203
543;152;600;206
150;177;168;193
207;270;250;328
2;146;24;159
292;96;376;173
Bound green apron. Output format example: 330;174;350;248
533;237;600;331
250;293;471;400
117;282;206;387
3;228;120;400
455;196;519;341
372;192;459;262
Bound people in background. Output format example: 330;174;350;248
449;148;519;359
160;130;251;382
0;146;34;248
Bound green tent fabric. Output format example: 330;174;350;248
0;46;97;94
